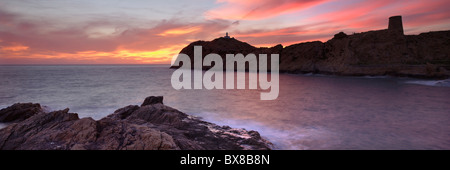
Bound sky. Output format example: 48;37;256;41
0;0;449;64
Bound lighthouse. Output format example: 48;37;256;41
224;32;231;39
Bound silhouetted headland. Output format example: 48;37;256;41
171;16;450;79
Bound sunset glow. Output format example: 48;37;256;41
158;26;202;36
0;0;449;64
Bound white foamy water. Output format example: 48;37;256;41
404;79;450;87
0;65;449;149
0;123;8;129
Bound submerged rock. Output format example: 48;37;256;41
0;96;272;150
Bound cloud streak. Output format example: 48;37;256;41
206;0;326;20
0;7;234;64
220;0;450;46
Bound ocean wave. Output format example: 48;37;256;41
404;79;450;87
191;111;335;150
361;75;390;79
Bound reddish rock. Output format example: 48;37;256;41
0;97;272;150
0;103;43;122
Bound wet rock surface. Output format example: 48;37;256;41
0;97;272;150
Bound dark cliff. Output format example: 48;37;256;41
171;37;282;71
282;30;450;78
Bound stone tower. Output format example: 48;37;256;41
388;15;404;35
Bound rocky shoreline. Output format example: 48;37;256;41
0;96;272;150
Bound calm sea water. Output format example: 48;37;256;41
0;65;449;150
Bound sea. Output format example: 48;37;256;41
0;65;449;150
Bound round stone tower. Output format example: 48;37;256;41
388;15;404;35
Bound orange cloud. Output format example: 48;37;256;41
0;44;185;64
0;7;233;64
1;44;29;52
158;26;201;36
114;45;185;63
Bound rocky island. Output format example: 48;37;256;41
171;16;450;79
0;96;272;150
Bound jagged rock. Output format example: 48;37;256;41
141;96;164;106
0;108;81;150
107;101;271;150
333;32;348;39
0;96;272;150
93;118;178;150
109;105;140;119
0;103;44;122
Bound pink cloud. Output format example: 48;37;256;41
308;0;450;33
0;8;235;64
116;19;232;51
221;0;450;47
206;0;327;20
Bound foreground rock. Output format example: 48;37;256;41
0;103;44;123
171;16;450;79
0;96;272;150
